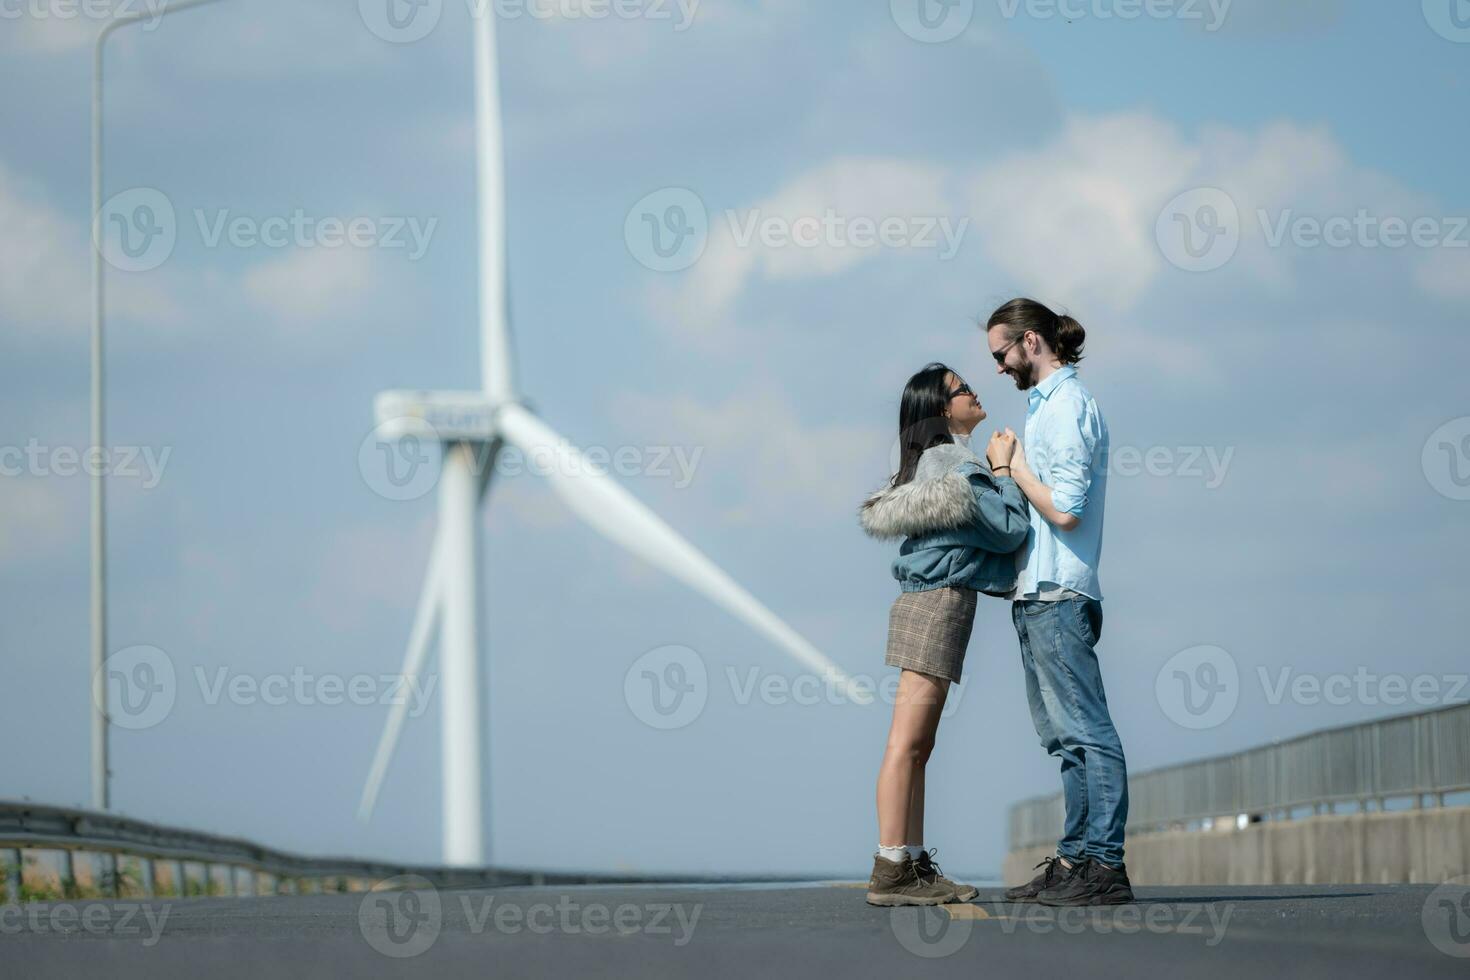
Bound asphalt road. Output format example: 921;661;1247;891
6;880;1469;978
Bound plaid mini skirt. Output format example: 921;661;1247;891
883;586;978;684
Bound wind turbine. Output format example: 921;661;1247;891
358;10;856;868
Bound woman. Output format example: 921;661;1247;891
857;362;1030;905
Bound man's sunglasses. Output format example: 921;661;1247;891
991;336;1023;365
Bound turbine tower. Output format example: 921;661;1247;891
359;10;856;868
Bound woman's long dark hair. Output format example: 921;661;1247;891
880;362;958;492
986;297;1086;365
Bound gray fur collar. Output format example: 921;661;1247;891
859;442;986;540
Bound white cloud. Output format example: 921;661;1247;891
607;387;886;523
0;160;184;343
0;162;86;332
965;113;1432;313
966;112;1195;312
649;157;955;342
0;476;72;569
241;246;379;338
964;114;1422;314
642;112;1450;387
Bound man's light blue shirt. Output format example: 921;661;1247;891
1014;366;1108;601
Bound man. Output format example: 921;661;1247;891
984;297;1134;907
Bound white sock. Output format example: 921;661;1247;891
906;844;925;861
877;845;908;864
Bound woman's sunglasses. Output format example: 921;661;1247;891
947;383;974;400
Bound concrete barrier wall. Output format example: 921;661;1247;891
1004;807;1470;886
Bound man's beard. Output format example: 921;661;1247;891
1008;359;1037;390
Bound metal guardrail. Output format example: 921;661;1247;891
1009;701;1470;851
0;801;759;902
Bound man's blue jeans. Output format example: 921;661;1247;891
1011;596;1129;867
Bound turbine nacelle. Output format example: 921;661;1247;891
374;390;506;443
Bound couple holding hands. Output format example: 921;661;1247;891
859;298;1134;908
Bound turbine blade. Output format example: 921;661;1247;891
358;440;502;822
495;404;857;695
473;6;514;403
358;533;443;822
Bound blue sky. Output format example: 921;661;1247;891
2;0;1468;876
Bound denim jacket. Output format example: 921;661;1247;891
859;441;1030;594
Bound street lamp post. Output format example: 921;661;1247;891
91;0;230;812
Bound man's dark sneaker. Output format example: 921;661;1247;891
1036;857;1135;906
914;849;977;902
1003;855;1077;903
865;854;954;906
